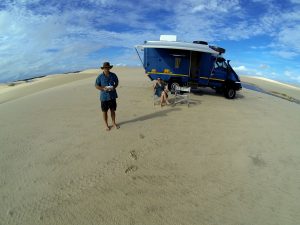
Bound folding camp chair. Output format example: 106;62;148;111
174;86;191;107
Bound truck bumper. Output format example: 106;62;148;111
234;81;242;90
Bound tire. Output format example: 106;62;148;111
168;81;180;92
224;87;236;99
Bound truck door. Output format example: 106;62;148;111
190;51;209;85
211;58;228;83
190;51;199;79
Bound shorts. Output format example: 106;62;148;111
101;99;117;112
156;90;168;97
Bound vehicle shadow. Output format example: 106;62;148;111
191;88;245;100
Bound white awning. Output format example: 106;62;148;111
135;41;219;55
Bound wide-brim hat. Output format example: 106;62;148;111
101;62;113;69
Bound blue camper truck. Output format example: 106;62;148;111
135;35;242;99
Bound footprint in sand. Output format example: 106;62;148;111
125;165;138;174
130;150;138;160
250;155;266;167
139;134;145;139
7;209;14;217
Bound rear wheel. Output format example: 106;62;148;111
168;80;180;93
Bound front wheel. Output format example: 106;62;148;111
224;88;236;99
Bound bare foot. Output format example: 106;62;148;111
113;124;120;129
105;126;110;131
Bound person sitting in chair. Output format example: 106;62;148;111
154;77;170;107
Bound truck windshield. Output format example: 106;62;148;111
214;60;228;70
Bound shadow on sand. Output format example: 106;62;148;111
119;107;182;126
191;88;245;100
242;82;300;105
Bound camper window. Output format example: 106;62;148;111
175;57;181;68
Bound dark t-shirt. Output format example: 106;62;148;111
95;72;119;101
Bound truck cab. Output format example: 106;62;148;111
209;57;242;98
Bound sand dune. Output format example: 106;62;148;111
0;67;299;225
245;76;300;90
241;76;300;103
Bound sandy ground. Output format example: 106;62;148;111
0;67;300;225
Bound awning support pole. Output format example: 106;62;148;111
135;48;145;68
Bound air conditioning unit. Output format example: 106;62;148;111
160;35;177;41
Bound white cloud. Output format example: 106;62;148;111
232;64;278;80
250;45;268;49
0;8;99;81
191;0;240;13
290;0;300;4
277;25;300;52
284;70;293;77
0;2;150;82
87;0;110;5
281;11;300;21
13;0;40;4
259;64;270;69
115;63;127;67
271;50;298;59
0;0;299;83
233;65;248;72
284;70;300;83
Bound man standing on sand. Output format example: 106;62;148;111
95;62;120;131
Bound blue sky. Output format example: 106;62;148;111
0;0;300;84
